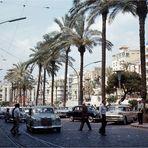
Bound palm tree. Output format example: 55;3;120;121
26;41;45;106
61;14;104;105
5;62;34;106
109;0;147;102
54;14;74;107
70;0;113;103
41;32;68;106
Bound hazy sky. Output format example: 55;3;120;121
0;0;147;80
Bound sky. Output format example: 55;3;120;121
0;0;147;80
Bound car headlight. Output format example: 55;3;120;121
53;118;61;125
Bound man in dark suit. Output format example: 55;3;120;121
79;103;92;131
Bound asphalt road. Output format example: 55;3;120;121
0;118;148;147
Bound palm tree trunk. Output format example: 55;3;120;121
23;86;26;106
63;47;70;107
43;68;46;105
139;16;146;101
51;61;55;106
101;12;108;103
36;64;42;106
78;45;85;105
137;0;147;107
11;82;13;104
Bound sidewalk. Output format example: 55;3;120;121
131;122;148;129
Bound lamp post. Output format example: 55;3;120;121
0;17;26;25
70;60;101;104
115;70;124;99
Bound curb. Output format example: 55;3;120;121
131;123;148;129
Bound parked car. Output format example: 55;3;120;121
55;107;71;118
66;105;100;122
25;106;62;133
4;107;27;123
106;104;137;125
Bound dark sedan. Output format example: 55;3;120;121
66;105;100;122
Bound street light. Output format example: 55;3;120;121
0;17;27;25
115;70;124;89
70;60;101;103
84;61;101;68
114;70;124;100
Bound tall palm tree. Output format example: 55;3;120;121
41;32;68;106
70;0;113;103
109;0;147;102
5;62;34;106
61;14;106;105
54;14;74;107
26;41;45;106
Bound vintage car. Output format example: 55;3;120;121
25;106;62;133
106;104;137;125
66;105;100;122
55;107;72;118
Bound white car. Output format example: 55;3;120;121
55;107;72;118
106;104;137;125
26;106;62;132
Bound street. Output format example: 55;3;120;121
0;118;148;147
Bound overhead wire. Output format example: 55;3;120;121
6;0;28;60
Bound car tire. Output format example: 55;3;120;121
56;127;61;133
70;116;74;122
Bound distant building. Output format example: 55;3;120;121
112;46;140;73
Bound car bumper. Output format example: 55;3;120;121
106;116;124;122
31;125;62;129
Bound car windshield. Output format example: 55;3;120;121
35;107;54;113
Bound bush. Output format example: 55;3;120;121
128;100;137;110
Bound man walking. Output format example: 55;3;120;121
10;103;21;135
79;103;92;131
99;101;107;136
137;100;144;124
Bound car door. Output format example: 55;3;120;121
73;106;81;119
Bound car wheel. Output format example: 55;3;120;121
123;117;127;125
70;116;74;122
56;127;61;133
88;116;93;123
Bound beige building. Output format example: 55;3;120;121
112;46;140;73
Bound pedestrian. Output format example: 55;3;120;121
99;100;107;136
137;100;144;124
10;103;21;135
5;108;11;122
79;102;92;131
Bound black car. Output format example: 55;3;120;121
66;105;100;122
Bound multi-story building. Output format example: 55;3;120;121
112;46;140;73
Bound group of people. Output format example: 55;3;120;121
9;99;144;136
79;99;145;136
79;101;107;136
